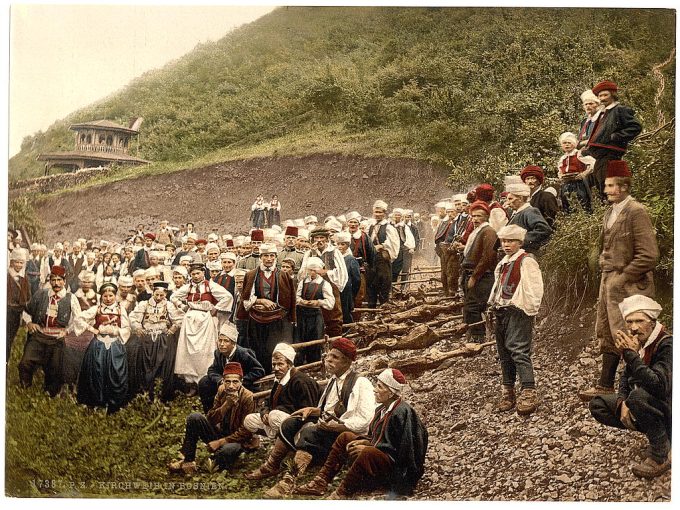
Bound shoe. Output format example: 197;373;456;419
632;456;671;479
243;435;261;451
246;438;288;480
497;386;515;412
246;463;281;480
264;473;295;498
516;388;538;416
294;476;329;496
168;460;197;474
578;385;614;402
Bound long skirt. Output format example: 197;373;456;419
77;337;128;413
174;310;218;384
62;331;94;386
132;330;179;400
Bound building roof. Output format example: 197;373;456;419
37;151;150;164
70;119;139;134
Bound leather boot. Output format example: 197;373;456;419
294;457;341;495
632;456;671;479
578;353;618;401
264;450;313;498
245;438;289;480
496;385;515;412
516;387;538;415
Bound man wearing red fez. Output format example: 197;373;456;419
131;231;156;271
260;337;376;497
277;225;304;271
19;265;82;397
458;201;498;343
169;361;257;474
520;165;558;229
579;160;659;402
237;229;265;271
581;80;642;199
473;183;509;232
296;367;429;499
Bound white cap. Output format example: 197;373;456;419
392;208;404;216
54;242;64;250
306;257;325;271
118;275;133;286
205;242;220;253
559;132;578;145
346;211;362;222
78;270;96;282
259;243;278;254
377;368;407;395
219;252;238;262
271;225;282;233
272;343;296;363
496;225;527;242
334;232;351;244
505;180;531;197
145;267;160;277
206;261;221;271
336;214;347;224
207;233;219;242
434;201;446;209
403;209;413;216
453;194;467;203
294;218;306;228
132;269;146;277
179;255;193;263
172;266;189;277
218;321;239;341
298;228;310;239
326;219;343;232
373;200;388;211
619;295;663;320
9;248;27;262
581;89;600;104
444;202;456;211
304;215;318;224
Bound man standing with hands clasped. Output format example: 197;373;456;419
589;295;672;479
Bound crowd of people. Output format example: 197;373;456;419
5;80;671;497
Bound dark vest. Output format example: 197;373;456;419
498;252;528;300
319;370;360;415
33;290;73;328
369;223;388;244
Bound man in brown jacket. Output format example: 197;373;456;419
168;362;256;474
7;249;31;363
460;201;499;343
579;160;659;401
236;243;296;373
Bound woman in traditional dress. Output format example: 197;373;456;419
250;194;267;229
129;281;184;401
267;195;281;227
171;263;233;395
75;282;130;414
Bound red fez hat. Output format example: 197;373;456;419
284;226;299;237
500;191;509;198
251;230;264;242
50;266;66;278
223;362;244;377
391;369;406;384
475;184;494;203
606;160;632;178
520;165;545;185
466;190;476;203
331;337;357;361
469;200;491;215
225;239;234;248
592;80;618;95
196;239;207;246
144;232;156;240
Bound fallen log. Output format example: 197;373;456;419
363;324;441;353
368;342;495;375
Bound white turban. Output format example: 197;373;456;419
304;215;318;224
505;181;531;197
78;270;96;282
559;132;578;145
326;219;343;232
453;194;467;203
298;228;310;239
346;211;362;222
206;261;221;271
619;295;663;320
207;233;219;242
580;90;600;104
444;202;456;211
206;242;220;253
132;269;146;278
377;368;407;395
172;266;189;277
218;321;239;342
219;252;238;262
496;225;527;242
306;257;325;271
179;255;193;263
259;243;278;254
334;232;351;244
273;343;296;363
117;275;133;286
294;219;306;228
9;248;27;262
392;208;404;216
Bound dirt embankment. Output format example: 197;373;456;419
33;154;452;244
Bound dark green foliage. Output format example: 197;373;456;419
8;196;45;243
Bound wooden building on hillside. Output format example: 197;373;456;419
38;118;149;175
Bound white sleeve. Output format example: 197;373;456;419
170;284;189;307
118;307;131;344
251;202;258;211
243;279;257;311
327;249;348;292
489;208;508;232
129;301;146;329
67;295;83;334
404;225;416;250
514;257;544;316
73;305;97;336
297;251;311;281
488;261;503;305
383;224;400;261
209;281;233;312
339;377;377;434
319;280;335;310
166;301;185;325
295;278;305;302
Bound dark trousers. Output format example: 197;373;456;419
327;431;394;495
590;388;671;463
181;412;243;467
560;179;592;213
366;255;392;308
391;252;404;283
462;271;494;338
494;306;535;389
18;333;64;397
198;375;221;413
279;416;340;462
295;308;324;365
7;307;22;362
248;319;293;374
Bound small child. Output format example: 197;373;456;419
557;132;595;213
488;225;544;415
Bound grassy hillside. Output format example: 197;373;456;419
9;7;675;182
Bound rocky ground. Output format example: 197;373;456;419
401;305;672;502
31;154;451;244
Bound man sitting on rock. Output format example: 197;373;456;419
256;337;375;498
295;368;428;499
243;343;321;464
589;295;672;479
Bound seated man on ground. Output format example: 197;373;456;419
243;343;321;455
168;362;255;474
295;368;428;499
589;295;672;479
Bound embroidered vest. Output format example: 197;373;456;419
559;154;587;175
499;252;529;300
187;280;217;305
34;290;73;328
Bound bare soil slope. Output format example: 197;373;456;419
34;155;451;243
